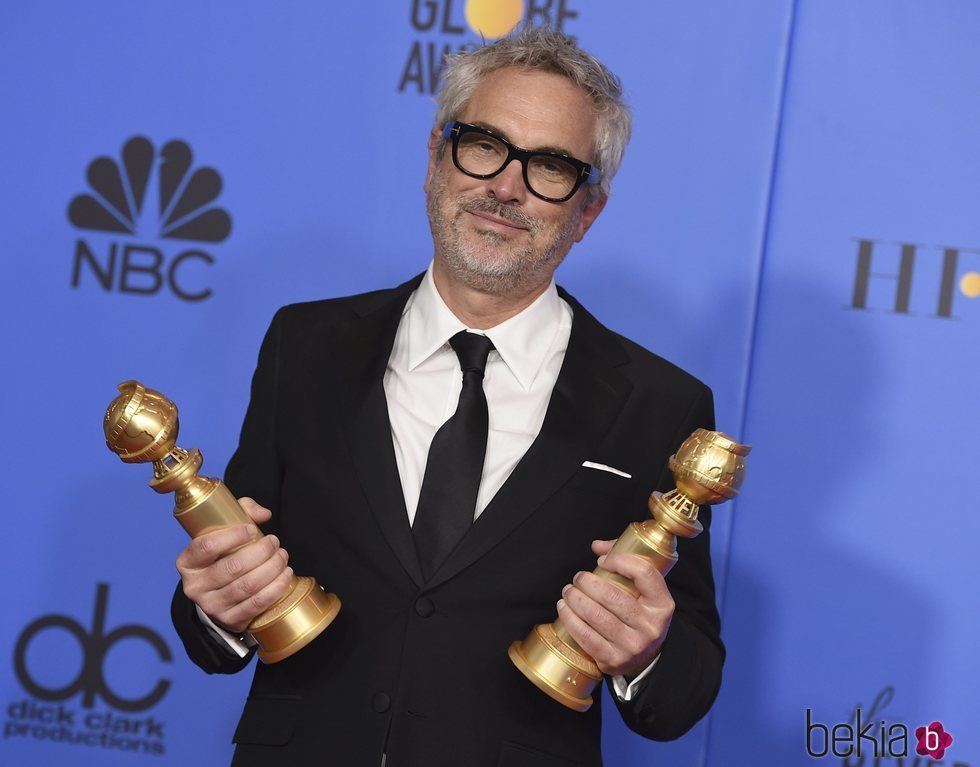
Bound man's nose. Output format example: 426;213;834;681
486;158;527;203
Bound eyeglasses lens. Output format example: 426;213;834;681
455;131;579;200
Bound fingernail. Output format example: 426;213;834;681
557;599;566;611
278;549;288;562
286;567;294;578
561;584;570;597
597;555;606;566
269;535;280;547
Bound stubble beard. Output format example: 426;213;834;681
426;168;581;297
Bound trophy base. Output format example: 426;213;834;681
248;576;341;664
508;623;602;712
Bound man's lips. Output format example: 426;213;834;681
466;209;529;232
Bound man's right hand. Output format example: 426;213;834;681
176;497;293;634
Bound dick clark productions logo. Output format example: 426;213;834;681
68;135;232;302
5;584;171;756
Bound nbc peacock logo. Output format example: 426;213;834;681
399;0;580;93
68;136;232;302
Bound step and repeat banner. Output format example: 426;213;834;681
707;2;980;765
1;2;975;765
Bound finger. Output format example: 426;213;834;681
238;497;273;525
177;524;260;570
563;574;644;645
198;543;288;619
597;553;672;604
560;581;668;678
571;570;643;629
215;564;295;632
178;535;280;600
216;543;289;609
576;563;675;666
211;535;285;591
590;539;616;556
556;594;617;666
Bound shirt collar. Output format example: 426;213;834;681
405;263;566;392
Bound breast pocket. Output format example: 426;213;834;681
557;465;649;542
562;463;637;498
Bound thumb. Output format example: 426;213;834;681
238;496;273;525
591;538;616;556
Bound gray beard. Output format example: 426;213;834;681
426;173;580;297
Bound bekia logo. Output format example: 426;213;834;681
68;136;232;302
4;583;171;756
804;687;969;766
399;0;580;93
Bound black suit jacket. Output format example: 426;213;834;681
171;274;723;767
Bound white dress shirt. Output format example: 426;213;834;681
200;264;656;699
383;265;572;525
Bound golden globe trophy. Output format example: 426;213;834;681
103;380;341;663
508;429;750;712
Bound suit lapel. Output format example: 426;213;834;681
425;291;633;590
334;275;426;587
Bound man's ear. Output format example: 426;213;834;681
424;129;443;194
574;193;608;242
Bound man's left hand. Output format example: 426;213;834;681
556;538;674;681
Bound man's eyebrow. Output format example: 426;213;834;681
470;120;579;159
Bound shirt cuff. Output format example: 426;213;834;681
610;652;661;702
195;605;257;658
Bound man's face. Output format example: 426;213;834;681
425;67;607;299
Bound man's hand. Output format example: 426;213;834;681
176;497;293;634
556;538;674;681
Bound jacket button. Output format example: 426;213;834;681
372;692;391;713
414;597;435;617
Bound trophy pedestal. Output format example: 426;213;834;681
508;623;600;712
250;576;341;664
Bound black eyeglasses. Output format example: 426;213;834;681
441;121;602;203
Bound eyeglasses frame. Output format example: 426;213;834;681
441;121;602;203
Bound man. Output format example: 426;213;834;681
171;26;723;766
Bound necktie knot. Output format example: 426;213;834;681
449;331;495;377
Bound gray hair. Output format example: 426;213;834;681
434;26;631;199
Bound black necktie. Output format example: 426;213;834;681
413;330;495;581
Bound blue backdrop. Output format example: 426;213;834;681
1;2;976;765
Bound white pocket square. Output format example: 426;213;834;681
581;461;632;479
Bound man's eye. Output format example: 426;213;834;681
534;159;574;179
